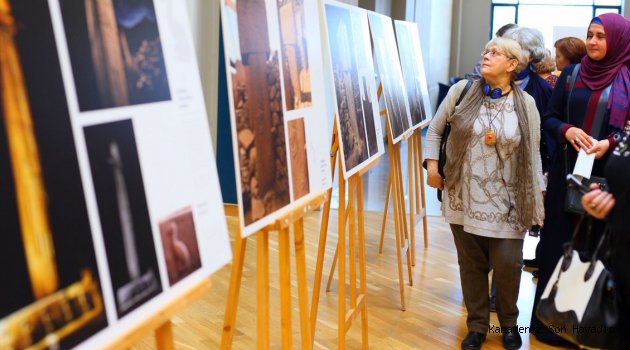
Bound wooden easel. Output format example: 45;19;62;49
310;123;377;349
368;85;412;311
102;277;212;350
409;127;429;251
220;192;327;350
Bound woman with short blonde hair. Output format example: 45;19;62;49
426;37;544;350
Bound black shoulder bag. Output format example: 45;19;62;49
564;64;610;215
423;80;473;202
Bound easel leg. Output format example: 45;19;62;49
279;227;292;349
257;230;270;350
407;138;416;266
155;321;175;350
348;177;357;308
220;235;247;350
310;186;332;337
326;206;350;291
378;176;391;254
357;175;369;349
394;145;413;286
416;132;429;248
389;143;406;311
337;156;346;350
294;218;313;349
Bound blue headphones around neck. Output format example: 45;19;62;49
483;84;510;99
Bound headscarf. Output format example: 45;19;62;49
579;13;630;129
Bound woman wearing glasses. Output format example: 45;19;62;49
531;13;630;347
426;37;545;350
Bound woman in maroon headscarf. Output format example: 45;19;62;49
530;13;630;347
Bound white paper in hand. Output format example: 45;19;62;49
573;148;596;179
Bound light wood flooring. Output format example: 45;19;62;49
131;142;571;349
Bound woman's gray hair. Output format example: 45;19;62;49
503;27;547;64
485;37;529;76
536;49;557;74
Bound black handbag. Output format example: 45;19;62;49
423;80;472;202
536;216;619;349
563;64;611;215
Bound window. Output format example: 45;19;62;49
490;0;622;51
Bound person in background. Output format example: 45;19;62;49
554;36;587;71
581;130;629;350
531;13;630;347
503;26;554;175
464;23;518;81
426;37;544;350
536;50;558;88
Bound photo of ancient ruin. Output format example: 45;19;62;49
222;0;291;226
0;2;107;348
288;118;310;200
277;0;312;111
158;207;202;286
60;0;171;111
395;20;432;127
84;119;162;318
368;12;412;142
324;3;382;173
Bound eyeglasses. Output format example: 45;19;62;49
481;49;511;58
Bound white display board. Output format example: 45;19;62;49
367;11;413;142
394;20;433;129
0;1;231;349
219;0;332;237
322;0;385;178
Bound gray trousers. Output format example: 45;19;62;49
450;224;524;334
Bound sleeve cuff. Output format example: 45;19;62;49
607;135;617;151
560;123;574;142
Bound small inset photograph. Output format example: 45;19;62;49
60;0;171;111
288;118;309;200
277;0;312;111
84;119;162;318
158;207;202;286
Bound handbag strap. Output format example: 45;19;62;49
455;79;473;107
563;64;612;175
558;216;611;281
564;65;580;175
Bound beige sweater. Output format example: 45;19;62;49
426;80;545;238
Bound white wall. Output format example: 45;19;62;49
186;0;220;152
450;0;490;78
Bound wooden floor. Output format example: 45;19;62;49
130;142;571;349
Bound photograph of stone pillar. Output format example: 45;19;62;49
367;12;412;143
277;0;311;111
158;207;202;286
60;0;171;111
324;3;383;174
0;1;106;348
84;119;162;318
288;118;309;200
394;20;432;127
222;0;290;226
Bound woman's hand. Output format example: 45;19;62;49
426;159;444;190
586;139;610;159
565;127;593;151
581;183;616;219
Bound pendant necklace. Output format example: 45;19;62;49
483;91;510;146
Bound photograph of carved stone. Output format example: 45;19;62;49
221;0;291;227
394;20;433;128
367;12;412;143
277;0;311;110
158;207;202;286
60;0;171;111
0;1;107;348
288;118;310;200
324;3;382;175
84;119;162;318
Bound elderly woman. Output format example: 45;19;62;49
531;13;630;347
426;37;545;350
